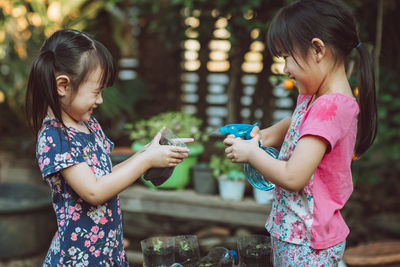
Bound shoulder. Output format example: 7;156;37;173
38;118;66;144
87;115;103;134
310;93;359;120
37;118;82;155
300;93;359;148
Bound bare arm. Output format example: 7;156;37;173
62;134;193;205
62;151;151;205
225;135;328;192
260;117;291;147
111;143;150;171
250;117;291;147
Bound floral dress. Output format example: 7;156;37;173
37;116;128;267
266;93;359;266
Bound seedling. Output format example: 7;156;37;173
152;238;164;252
179;240;190;251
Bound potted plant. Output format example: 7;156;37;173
209;150;246;201
173;235;200;266
192;162;217;195
141;236;175;267
125;111;208;190
253;188;275;204
237;235;272;266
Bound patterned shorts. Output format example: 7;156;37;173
271;236;346;267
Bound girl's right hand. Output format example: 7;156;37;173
143;129;193;168
250;125;262;146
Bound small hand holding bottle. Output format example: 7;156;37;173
223;133;261;163
142;127;194;168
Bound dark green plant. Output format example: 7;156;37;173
125;111;208;144
0;0;137;151
351;69;400;184
209;142;245;180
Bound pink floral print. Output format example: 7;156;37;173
266;95;314;246
271;236;345;266
313;98;338;121
37;116;128;266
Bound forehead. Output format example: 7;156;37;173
83;67;103;88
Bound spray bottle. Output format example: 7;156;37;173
219;123;279;191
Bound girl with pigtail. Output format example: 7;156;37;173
224;0;378;265
26;29;193;266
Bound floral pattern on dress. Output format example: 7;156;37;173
271;236;345;266
266;95;314;246
37;117;128;267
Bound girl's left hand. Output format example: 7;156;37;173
143;128;194;168
224;134;260;163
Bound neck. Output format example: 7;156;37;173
48;108;89;133
316;64;352;98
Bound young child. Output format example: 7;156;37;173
25;29;193;266
223;0;377;266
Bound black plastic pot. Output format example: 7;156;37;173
0;182;55;260
192;163;217;195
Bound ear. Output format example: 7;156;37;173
56;75;71;96
311;38;326;63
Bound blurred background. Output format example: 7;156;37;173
0;0;399;266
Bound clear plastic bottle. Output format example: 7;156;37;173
143;128;187;186
243;146;279;191
196;247;237;267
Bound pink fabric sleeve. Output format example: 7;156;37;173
299;94;356;151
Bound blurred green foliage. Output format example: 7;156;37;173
0;0;399;188
125;111;207;144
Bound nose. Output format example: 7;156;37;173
283;61;289;75
96;92;103;105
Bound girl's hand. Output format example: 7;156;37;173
224;134;260;163
249;125;262;146
144;128;193;168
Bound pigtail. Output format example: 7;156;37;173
354;43;378;156
25;29;116;137
25;50;62;135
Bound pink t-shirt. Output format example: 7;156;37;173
266;93;359;249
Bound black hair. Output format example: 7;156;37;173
25;29;116;135
267;0;378;156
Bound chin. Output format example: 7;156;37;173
82;115;91;122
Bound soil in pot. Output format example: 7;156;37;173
174;235;200;267
174;248;200;267
142;246;175;267
238;245;272;267
237;235;272;267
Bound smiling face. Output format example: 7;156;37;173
281;47;324;96
59;67;104;127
